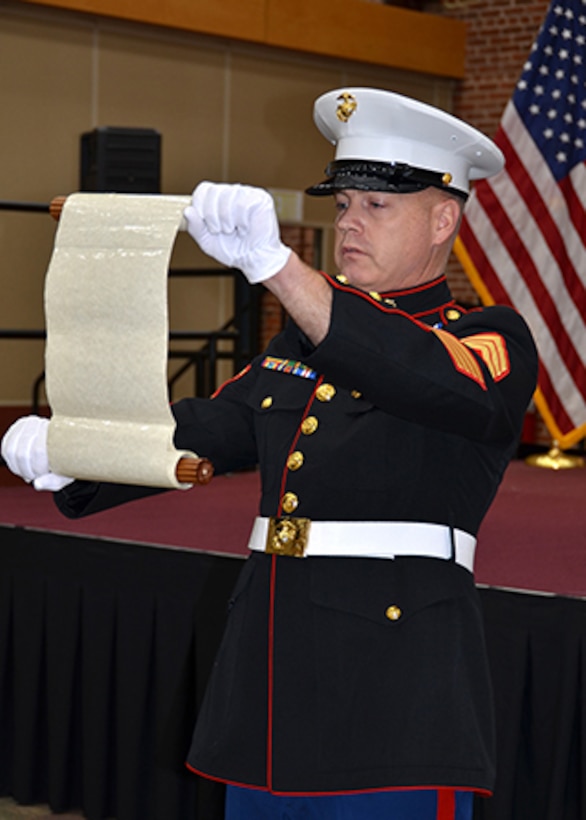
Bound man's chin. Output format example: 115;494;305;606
336;263;370;289
340;271;379;293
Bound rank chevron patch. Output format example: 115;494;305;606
431;327;486;388
461;333;511;381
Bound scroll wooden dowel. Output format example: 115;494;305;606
176;457;214;485
49;196;67;222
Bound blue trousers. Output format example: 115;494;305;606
225;785;474;819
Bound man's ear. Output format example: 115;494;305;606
433;196;463;246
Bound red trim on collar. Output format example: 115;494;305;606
321;272;460;319
379;275;449;300
324;273;404;312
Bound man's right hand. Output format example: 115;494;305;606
1;416;74;491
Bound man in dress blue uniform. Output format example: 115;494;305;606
3;88;538;819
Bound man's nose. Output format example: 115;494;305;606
337;203;361;230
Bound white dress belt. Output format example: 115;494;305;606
247;517;477;573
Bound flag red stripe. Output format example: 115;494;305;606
497;128;586;308
471;182;586;403
558;171;586;247
537;359;575;434
460;210;580;437
458;218;509;305
456;0;586;446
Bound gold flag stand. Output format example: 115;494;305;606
525;441;584;470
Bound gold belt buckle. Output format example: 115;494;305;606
265;516;311;558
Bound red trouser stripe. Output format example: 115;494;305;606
437;788;456;820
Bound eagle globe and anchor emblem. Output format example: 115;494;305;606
266;516;311;557
336;92;357;122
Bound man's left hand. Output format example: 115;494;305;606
184;182;291;284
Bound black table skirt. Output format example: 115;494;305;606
1;525;584;820
0;525;242;820
475;586;586;820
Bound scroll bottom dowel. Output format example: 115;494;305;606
176;457;214;485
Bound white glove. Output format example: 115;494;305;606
184;182;292;284
1;416;74;492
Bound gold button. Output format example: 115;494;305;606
301;416;319;435
336;274;349;284
351;390;362;399
446;309;461;321
281;492;299;514
385;605;402;622
384;297;397;307
287;451;304;471
316;383;336;402
369;291;382;301
261;396;273;409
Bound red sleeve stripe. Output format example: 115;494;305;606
210;364;252;399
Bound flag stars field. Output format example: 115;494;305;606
455;0;586;451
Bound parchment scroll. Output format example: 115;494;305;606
44;193;200;489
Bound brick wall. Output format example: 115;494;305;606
438;0;551;300
258;225;319;351
429;0;551;444
432;0;549;134
426;0;550;304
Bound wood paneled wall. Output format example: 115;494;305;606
18;0;466;78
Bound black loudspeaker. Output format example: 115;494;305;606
80;127;161;193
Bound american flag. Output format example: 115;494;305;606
455;0;586;450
